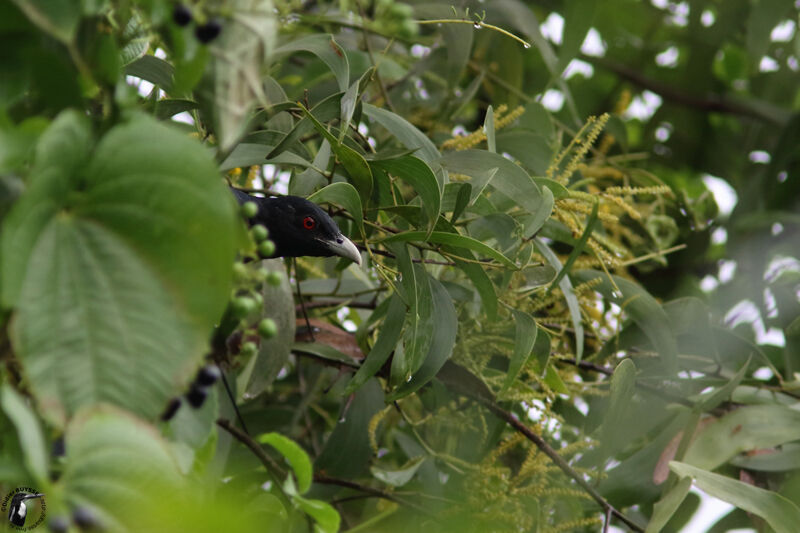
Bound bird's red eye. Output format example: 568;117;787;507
302;216;316;230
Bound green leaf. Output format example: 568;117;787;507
537;239;584;361
730;443;800;472
292;342;357;366
125;55;175;93
381;231;518;270
485;105;496;153
1;386;48;483
363;103;441;165
670;461;800;533
300;105;373;202
388;277;458;400
292;494;341;533
646;477;692;533
573;270;678;371
274;34;350;91
496;130;553;175
599;359;636;455
371;156;442;235
438;150;548;235
684;405;800;472
1;113;238;424
558;0;598;71
394;264;433;383
345;294;406;394
371;456;426;487
339;67;373;143
10;0;80;43
259;432;313;494
500;310;538;395
308;182;365;240
694;356;750;412
61;407;183;531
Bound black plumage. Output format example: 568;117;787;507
230;188;361;264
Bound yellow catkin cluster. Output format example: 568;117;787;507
546;113;610;184
441;104;525;150
543;516;604;533
367;405;392;454
602;193;643;220
556;199;619;224
604;185;673;196
577;164;627;181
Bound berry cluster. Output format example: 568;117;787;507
172;3;222;44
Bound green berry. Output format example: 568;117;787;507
242;201;259;219
388;3;413;19
251;292;263;307
251;224;269;242
258;240;276;258
231;296;256;318
258;318;278;339
241;341;258;356
257;267;270;281
266;271;283;287
232;262;249;281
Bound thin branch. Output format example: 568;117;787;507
479;400;645;533
585;55;787;125
295;299;377;312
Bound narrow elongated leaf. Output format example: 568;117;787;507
363;103;441;165
300;106;373;201
308;181;364;238
274;34;349;91
371;457;426;487
381;231;518;270
346;294;406;394
388;278;458;400
260;432;313;494
399;265;433;381
371;156;441;234
292;494;340;533
125;55;175;93
500;311;538;395
573;270;678;371
485;105;496;153
11;0;80;43
684;405;800;471
599;359;636;455
670;461;800;533
646;477;692;533
537;238;584;361
1;386;47;483
446;246;498;320
267;93;342;159
438;150;548;226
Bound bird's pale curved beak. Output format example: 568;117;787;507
322;234;362;265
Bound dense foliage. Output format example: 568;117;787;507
1;1;799;532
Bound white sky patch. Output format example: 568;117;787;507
772;222;784;236
563;58;594;79
771;19;796;41
759;56;780;72
764;255;800;282
754;366;775;380
718;259;737;283
701;174;737;217
701;9;716;27
655;122;673;141
725;300;786;346
650;0;668;8
749;150;771;163
711;227;728;245
154;47;167;59
127;75;155;97
172;112;195;125
623;91;663;121
656;46;680;67
788;56;799;71
681;490;743;533
581;28;607;57
700;275;719;292
668;2;689;26
541;89;565;111
410;44;430;58
540;12;564;45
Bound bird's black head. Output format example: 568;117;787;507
231;189;361;264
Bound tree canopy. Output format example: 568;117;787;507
1;1;799;532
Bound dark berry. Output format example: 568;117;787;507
49;515;70;533
172;4;193;26
186;385;208;408
73;506;98;530
195;364;221;386
52;436;65;457
160;397;182;421
195;19;222;44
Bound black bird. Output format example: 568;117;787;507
8;493;43;527
231;188;361;265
